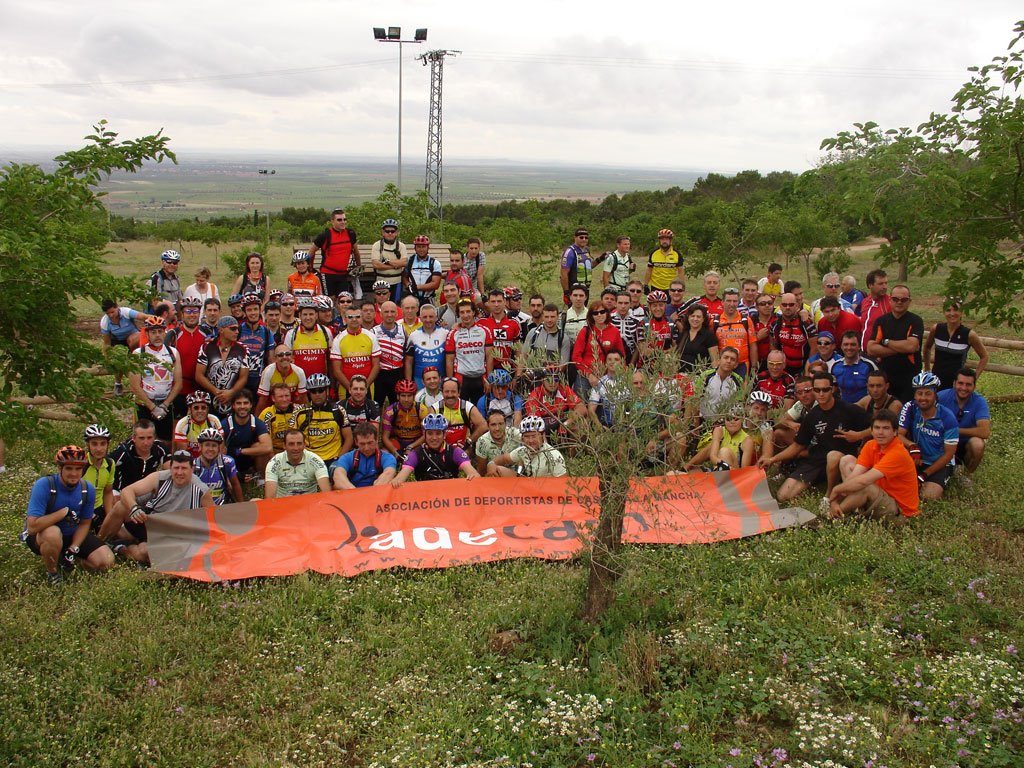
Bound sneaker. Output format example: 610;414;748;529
111;542;129;562
46;571;63;586
819;496;831;515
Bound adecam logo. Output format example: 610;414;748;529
329;503;582;554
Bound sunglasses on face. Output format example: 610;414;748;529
891;296;910;303
592;309;608;316
813;386;833;393
825;283;840;289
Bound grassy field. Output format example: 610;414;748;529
96;159;703;221
4;241;1023;767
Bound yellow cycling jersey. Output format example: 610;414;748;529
292;402;351;462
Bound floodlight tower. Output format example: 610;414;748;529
420;49;460;225
372;26;428;192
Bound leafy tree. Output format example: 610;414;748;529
820;20;1024;327
0;121;175;440
490;209;563;296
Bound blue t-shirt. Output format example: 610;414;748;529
937;389;990;431
25;475;96;537
193;454;239;505
899;401;960;464
829;358;877;403
332;449;398;488
222;413;270;459
476;392;524;420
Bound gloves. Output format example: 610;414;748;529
60;547;77;569
64;507;79;524
151;404;167;420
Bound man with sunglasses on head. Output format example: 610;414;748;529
866;284;924;405
277;293;299;334
309;208;362;298
811;272;854;322
560;228;594;306
760;371;869;503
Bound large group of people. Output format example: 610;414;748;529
22;218;995;582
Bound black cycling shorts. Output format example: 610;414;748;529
25;531;108;560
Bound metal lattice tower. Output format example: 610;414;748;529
419;49;459;223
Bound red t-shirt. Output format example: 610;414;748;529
818;310;862;342
318;228;355;275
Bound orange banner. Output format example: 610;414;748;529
147;470;811;582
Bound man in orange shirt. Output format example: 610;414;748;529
714;288;758;379
827;410;919;521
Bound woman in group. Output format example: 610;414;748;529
923;297;989;389
184;266;219;304
571;301;625;399
232;252;270;303
675;304;719;372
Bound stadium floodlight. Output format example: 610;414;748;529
373;25;428;193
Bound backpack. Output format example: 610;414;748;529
316;227;359;273
351;448;384;476
47;475;89;516
193;455;235;504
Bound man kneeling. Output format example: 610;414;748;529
23;445;114;584
100;449;213;564
827;410;919;521
486;416;568;478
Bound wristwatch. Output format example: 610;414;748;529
67;545;80;555
882;338;890;347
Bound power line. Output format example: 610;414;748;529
0;49;968;91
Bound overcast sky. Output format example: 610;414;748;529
0;1;1020;173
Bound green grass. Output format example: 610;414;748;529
8;239;1022;766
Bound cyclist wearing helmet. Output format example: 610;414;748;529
644;229;685;293
278;293;299;333
284;298;334;385
237;293;275;393
333;423;399;489
370;219;409;302
477;368;524;426
173;391;224;458
227;293;244;321
633;290;674;368
403;235;443;306
505;286;531;334
706;410;754;470
256;343;309;414
897;371;959;500
745;390;776;464
192;428;242;506
486;416;567;478
82;424;117;532
196;316;251;416
22;446;113;583
149;250;182;311
381;379;428;457
524;367;587;438
310;208;362;299
286;250;322;298
129;316;183;442
391;413;480;486
289;373;353;467
101;450;213;564
165;296;208;419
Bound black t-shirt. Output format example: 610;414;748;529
111;439;170;491
676;327;719;371
795;399;869;464
871;311;924;382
